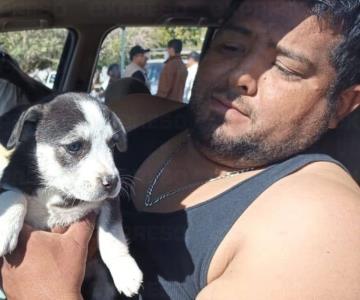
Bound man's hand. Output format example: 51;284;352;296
0;214;96;300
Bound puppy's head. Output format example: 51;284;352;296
8;93;126;202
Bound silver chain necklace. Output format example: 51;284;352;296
144;138;256;207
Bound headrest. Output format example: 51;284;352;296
105;78;150;104
314;108;360;183
106;94;184;132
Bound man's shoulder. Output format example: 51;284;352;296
271;160;359;204
198;161;360;300
167;56;185;66
259;160;360;224
234;158;359;227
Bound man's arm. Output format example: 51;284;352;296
197;163;360;299
157;62;174;99
0;52;52;103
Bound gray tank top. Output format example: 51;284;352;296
123;153;346;300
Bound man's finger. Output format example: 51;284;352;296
51;226;68;234
65;213;96;246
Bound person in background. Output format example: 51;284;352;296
157;39;188;102
183;51;200;104
124;45;150;87
107;63;121;87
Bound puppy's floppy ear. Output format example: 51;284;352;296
7;104;43;149
109;112;127;152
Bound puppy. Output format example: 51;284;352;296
0;93;142;298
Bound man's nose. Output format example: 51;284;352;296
101;175;119;192
228;63;258;96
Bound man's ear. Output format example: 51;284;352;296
7;104;43;149
109;111;127;152
329;85;360;129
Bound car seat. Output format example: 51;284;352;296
105;77;150;105
311;108;360;183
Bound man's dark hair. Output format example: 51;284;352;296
108;63;119;73
303;1;360;102
167;39;183;54
188;51;200;62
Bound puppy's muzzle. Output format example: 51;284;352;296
101;175;120;194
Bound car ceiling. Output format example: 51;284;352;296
0;0;234;30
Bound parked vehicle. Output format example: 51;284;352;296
146;59;163;95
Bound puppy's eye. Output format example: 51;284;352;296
65;141;83;153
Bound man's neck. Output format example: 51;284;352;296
183;137;253;178
169;54;180;59
189;136;264;171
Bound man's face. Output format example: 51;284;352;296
110;68;120;79
190;0;342;167
167;47;175;57
187;58;196;68
135;53;148;68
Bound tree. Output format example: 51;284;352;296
153;27;206;50
0;29;68;73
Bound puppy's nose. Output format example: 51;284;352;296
101;175;119;192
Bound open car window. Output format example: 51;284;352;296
91;26;206;102
0;28;69;90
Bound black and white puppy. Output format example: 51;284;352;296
0;93;142;298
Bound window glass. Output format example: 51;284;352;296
0;28;69;89
92;26;206;103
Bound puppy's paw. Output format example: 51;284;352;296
111;255;143;297
0;227;21;257
0;191;27;257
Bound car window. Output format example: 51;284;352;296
0;28;69;89
91;26;206;102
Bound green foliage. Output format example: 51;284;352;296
0;29;68;73
97;28;122;68
153;27;206;49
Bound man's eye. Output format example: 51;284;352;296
217;43;247;55
65;141;83;153
273;62;302;80
223;45;239;51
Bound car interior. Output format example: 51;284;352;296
0;0;359;299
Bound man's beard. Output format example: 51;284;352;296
189;91;333;168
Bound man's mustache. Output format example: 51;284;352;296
210;88;253;117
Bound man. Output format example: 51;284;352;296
124;45;150;87
2;0;360;299
183;51;200;104
157;39;188;102
107;63;121;86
